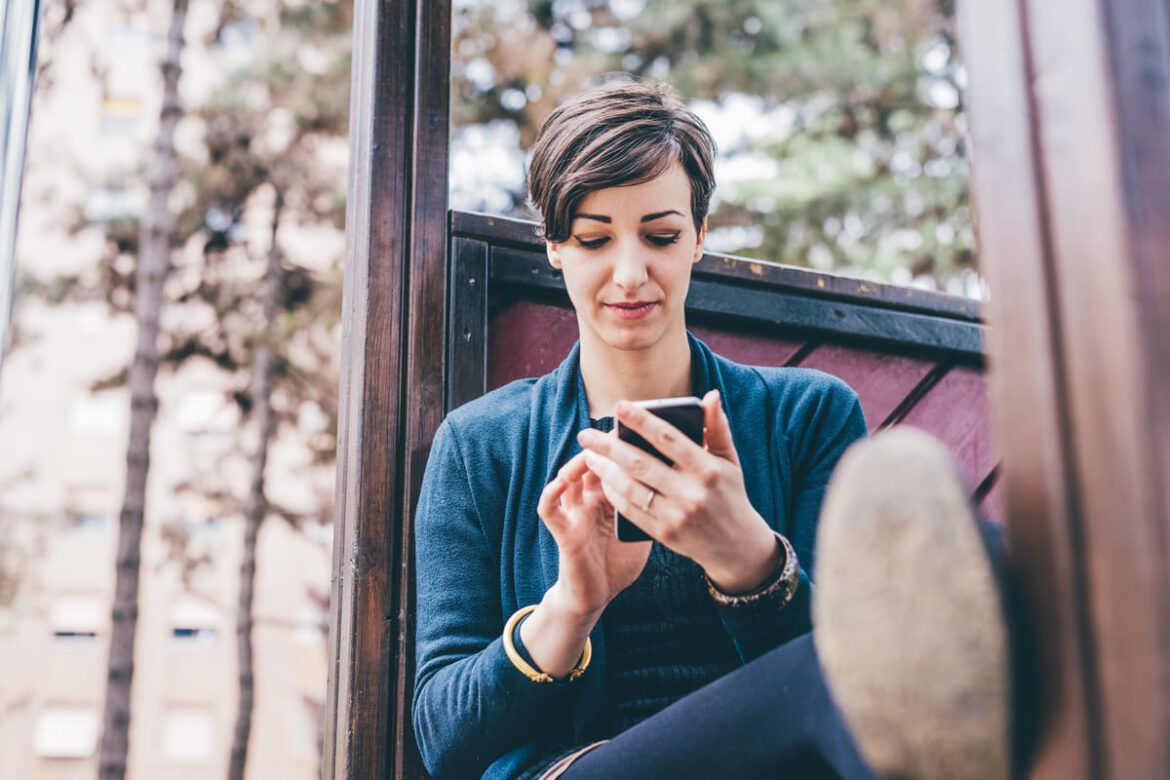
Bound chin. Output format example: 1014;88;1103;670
599;321;667;352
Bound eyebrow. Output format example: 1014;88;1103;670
574;210;686;224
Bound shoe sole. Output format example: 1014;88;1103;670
813;427;1010;780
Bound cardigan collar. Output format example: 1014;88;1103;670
543;330;721;491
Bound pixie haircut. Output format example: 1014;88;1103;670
527;80;718;244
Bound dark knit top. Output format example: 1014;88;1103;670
587;417;742;736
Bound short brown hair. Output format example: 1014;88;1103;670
527;79;717;243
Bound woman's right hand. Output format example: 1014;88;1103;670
535;444;650;617
539;449;653;616
518;448;651;679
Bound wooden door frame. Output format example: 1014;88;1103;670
324;1;449;778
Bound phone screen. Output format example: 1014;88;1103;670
615;397;704;542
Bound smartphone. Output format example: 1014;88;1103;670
615;396;705;542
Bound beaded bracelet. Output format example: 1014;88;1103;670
503;604;592;683
704;531;800;610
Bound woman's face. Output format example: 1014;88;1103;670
547;162;706;354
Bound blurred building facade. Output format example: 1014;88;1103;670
0;1;334;777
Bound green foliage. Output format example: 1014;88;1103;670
452;0;973;290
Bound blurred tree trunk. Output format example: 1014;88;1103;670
97;0;188;777
228;189;284;780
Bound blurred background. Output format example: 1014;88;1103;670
0;0;973;777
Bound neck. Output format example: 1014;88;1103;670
577;326;692;418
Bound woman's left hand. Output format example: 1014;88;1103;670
576;389;783;594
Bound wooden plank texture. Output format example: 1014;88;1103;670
1020;0;1170;776
486;299;579;390
453;210;982;322
795;344;937;432
959;0;1099;773
897;366;995;493
483;301;812;392
326;1;450;779
961;0;1170;774
490;245;985;362
448;237;490;410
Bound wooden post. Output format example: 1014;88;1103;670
960;0;1170;776
324;0;450;777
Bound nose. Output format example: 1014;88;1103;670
611;240;649;292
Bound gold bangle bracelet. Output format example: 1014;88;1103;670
503;604;592;683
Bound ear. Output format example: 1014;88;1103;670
692;218;708;264
546;241;562;270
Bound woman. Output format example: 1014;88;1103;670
412;80;1012;780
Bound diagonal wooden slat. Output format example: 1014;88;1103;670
796;344;937;433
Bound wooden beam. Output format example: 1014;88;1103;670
961;0;1170;775
488;245;985;363
452;210;983;321
325;0;450;778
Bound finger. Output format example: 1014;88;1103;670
581;470;613;512
577;427;686;496
702;389;739;466
583;450;666;531
558;451;591;482
613;400;708;472
537;475;570;533
563;467;584;506
594;468;663;540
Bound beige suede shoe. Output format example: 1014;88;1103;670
813;427;1011;780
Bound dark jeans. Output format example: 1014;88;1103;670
561;633;875;780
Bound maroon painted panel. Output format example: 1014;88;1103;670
487;300;579;389
688;323;805;368
796;344;937;432
487;301;810;390
897;365;996;492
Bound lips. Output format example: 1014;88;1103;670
606;301;659;320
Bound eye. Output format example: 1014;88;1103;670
646;233;682;246
574;236;610;250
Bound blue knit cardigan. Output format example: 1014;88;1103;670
412;333;867;779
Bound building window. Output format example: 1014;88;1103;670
294;605;327;647
99;96;143;138
170;598;220;646
171;626;216;642
84;186;143;224
33;707;100;758
72;512;109;533
183;516;223;538
162;707;215;763
68;395;126;436
50;597;104;642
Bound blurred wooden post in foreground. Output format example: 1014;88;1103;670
0;0;42;377
961;0;1170;777
324;0;450;777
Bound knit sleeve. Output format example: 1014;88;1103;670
715;374;867;662
412;420;584;780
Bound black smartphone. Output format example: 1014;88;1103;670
615;396;705;542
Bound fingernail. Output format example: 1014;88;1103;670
615;400;630;416
577;429;593;444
